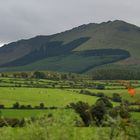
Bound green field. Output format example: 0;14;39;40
89;88;140;102
0;109;49;118
0;77;140;140
0;87;98;108
0;109;140;120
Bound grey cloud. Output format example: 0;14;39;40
0;0;140;44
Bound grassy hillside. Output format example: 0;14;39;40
0;49;130;73
0;20;140;73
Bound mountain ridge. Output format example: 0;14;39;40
0;20;140;73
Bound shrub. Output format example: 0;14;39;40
12;102;20;109
109;106;120;118
96;97;113;108
0;104;5;109
79;90;95;96
39;103;45;109
119;103;130;119
112;93;122;102
0;118;25;127
97;92;105;97
91;102;106;126
33;71;46;79
49;106;57;109
70;97;113;126
70;101;91;126
34;106;40;109
26;105;32;109
20;105;26;109
96;84;105;90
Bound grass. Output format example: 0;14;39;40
0;109;139;140
88;88;140;102
0;109;111;140
0;78;140;140
0;108;139;121
0;87;98;107
131;112;140;120
0;109;49;118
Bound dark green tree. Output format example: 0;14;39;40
33;71;46;79
70;101;91;126
39;103;45;109
13;102;20;109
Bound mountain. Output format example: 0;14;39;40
0;20;140;73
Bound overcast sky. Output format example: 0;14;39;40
0;0;140;46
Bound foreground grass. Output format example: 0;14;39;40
0;109;140;120
0;109;105;140
131;112;140;120
0;109;139;140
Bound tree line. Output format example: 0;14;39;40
91;68;140;80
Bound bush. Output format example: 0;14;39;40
70;101;91;126
109;106;120;118
26;105;32;109
49;106;57;109
112;93;122;102
119;103;130;119
70;97;113;126
96;97;113;108
12;102;20;109
33;71;46;79
91;102;106;126
20;105;26;109
0;118;25;127
79;90;95;96
96;84;105;90
0;104;5;109
97;92;105;97
34;106;40;109
39;103;45;109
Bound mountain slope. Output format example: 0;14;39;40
0;20;140;73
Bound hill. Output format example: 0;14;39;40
0;20;140;73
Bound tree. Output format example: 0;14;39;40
91;101;106;126
97;92;105;97
13;102;20;109
109;102;130;119
20;105;26;109
70;101;91;126
33;71;46;79
96;84;105;90
39;103;45;109
91;97;113;125
96;97;113;108
70;98;113;126
27;105;32;109
119;102;130;119
20;72;29;78
0;104;4;109
61;74;69;80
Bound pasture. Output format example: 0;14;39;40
0;77;140;140
0;87;98;108
89;88;140;102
